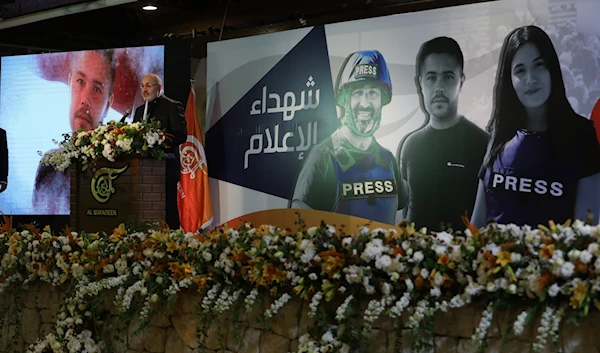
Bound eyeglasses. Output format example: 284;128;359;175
140;83;158;89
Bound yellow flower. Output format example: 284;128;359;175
166;241;179;253
251;239;262;249
496;251;512;268
570;281;588;309
43;225;51;233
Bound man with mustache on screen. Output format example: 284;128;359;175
291;50;407;225
399;37;488;232
32;50;116;214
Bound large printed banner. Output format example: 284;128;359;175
206;0;600;231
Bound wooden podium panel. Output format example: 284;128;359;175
70;158;166;234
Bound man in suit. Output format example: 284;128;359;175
0;128;7;193
133;73;187;229
133;73;187;148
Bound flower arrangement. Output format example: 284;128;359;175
38;119;170;172
0;216;599;353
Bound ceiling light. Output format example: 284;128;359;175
142;5;158;10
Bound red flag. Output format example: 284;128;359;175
177;85;213;232
591;98;600;144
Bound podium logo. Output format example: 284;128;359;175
91;165;129;203
179;136;208;179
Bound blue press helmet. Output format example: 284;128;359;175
334;50;392;136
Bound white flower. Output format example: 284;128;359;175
344;265;363;284
579;250;593;264
548;283;560;297
430;287;441;297
568;250;580;262
412;251;424;263
588;243;600;256
103;264;115;274
375;255;392;271
405;279;414;292
321;331;334;343
202;251;212;262
361;238;385;262
381;282;391;296
560;262;575;278
341;237;352;248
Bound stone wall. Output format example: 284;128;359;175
4;282;600;353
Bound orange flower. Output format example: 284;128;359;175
261;264;286;286
442;274;453;288
438;254;449;266
415;275;427;290
533;273;554;296
540;244;554;259
194;275;208;290
575;260;589;274
570;281;588;309
231;248;249;263
500;242;516;251
169;262;184;281
392;246;405;257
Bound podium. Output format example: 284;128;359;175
69;157;167;234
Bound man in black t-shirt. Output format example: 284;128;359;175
399;37;488;232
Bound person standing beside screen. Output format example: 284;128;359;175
32;49;116;214
133;73;187;229
0;128;7;193
471;25;600;228
399;37;488;232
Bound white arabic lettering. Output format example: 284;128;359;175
243;122;319;169
249;85;320;121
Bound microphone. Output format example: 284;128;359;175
119;109;132;123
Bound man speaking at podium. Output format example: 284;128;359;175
133;73;187;228
133;74;187;147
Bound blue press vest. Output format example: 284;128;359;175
330;145;398;224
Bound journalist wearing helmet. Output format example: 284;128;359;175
291;50;407;225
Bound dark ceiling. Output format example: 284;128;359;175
0;0;494;57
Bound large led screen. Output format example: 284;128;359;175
0;45;165;215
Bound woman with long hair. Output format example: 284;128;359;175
471;25;600;227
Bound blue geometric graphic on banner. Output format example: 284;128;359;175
206;25;338;199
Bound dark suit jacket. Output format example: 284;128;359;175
133;94;188;152
0;128;7;184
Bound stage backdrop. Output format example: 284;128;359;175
0;45;164;216
206;0;600;231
